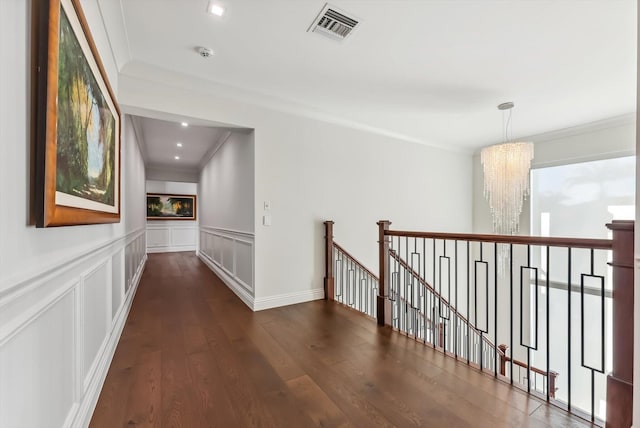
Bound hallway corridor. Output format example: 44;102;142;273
90;252;593;428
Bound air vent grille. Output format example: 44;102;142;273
308;4;359;40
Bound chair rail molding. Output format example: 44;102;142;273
0;228;147;428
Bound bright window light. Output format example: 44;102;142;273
181;122;188;127
174;156;180;160
176;142;183;147
208;3;225;16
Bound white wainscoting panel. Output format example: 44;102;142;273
235;240;253;287
197;227;324;311
0;229;147;428
82;261;110;393
221;236;234;272
111;249;124;319
147;227;170;248
147;222;197;253
0;290;75;428
199;226;254;308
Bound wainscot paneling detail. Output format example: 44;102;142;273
147;223;197;253
0;228;147;428
198;226;255;309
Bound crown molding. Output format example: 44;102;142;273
521;113;635;144
96;0;132;72
118;61;472;155
473;113;636;156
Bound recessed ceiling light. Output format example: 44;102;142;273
181;122;188;127
174;156;180;160
207;2;225;16
176;142;183;147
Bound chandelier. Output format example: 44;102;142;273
481;102;534;236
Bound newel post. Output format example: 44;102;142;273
605;220;634;428
377;220;391;326
324;221;335;301
498;344;508;377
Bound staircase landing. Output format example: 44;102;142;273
90;252;594;427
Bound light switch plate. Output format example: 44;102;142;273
264;201;271;210
263;215;272;226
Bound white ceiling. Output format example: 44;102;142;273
131;116;232;170
102;0;636;152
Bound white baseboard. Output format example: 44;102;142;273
198;253;255;309
73;254;147;428
147;245;196;253
253;288;325;311
197;254;324;311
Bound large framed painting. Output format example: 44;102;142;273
147;194;197;221
34;0;121;227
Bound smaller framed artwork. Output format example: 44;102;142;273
147;193;197;220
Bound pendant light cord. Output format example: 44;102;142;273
502;108;513;143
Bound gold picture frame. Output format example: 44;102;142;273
147;194;197;221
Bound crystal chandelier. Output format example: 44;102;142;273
481;102;534;236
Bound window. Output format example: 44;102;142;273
530;156;635;239
528;155;634;419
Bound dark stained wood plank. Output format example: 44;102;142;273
186;350;242;428
89;365;134;426
90;252;594;428
260;315;399;428
121;350;162;427
161;348;206;428
286;374;354;428
243;322;305;382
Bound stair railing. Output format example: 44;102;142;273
388;246;558;398
375;220;633;426
324;221;378;318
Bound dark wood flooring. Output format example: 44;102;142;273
90;252;593;428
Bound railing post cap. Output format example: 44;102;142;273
324;220;335;225
606;219;634;231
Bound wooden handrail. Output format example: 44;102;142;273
385;230;613;250
333;242;379;280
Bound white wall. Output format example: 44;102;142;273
146;166;199;183
0;1;147;427
119;69;473;311
198;131;255;307
199;132;255;233
473;117;636;234
146;180;198;253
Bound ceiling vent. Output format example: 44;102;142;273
308;4;359;41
